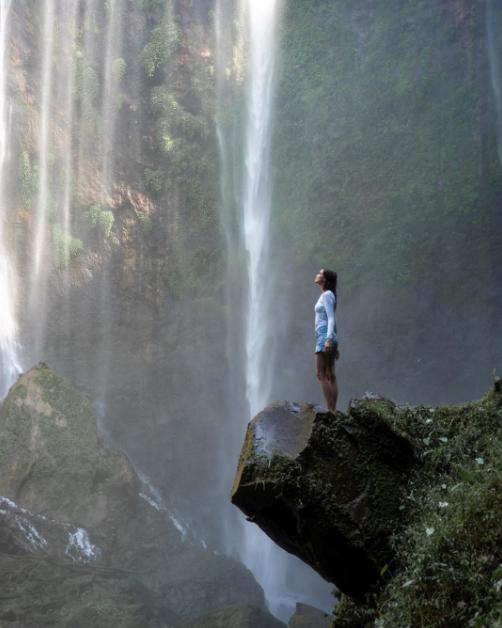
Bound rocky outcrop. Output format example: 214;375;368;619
231;399;418;598
0;365;270;626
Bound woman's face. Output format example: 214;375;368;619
314;269;325;286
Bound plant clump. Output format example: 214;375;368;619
88;204;115;238
52;225;83;270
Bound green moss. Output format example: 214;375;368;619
88;204;114;238
138;213;152;233
273;1;501;294
144;168;164;193
112;57;126;82
142;13;179;78
52;224;83;270
333;388;502;627
97;210;114;238
18;150;37;208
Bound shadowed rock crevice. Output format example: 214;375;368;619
232;399;419;598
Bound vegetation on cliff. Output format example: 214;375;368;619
274;0;501;296
333;383;502;627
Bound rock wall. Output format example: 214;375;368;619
0;365;274;627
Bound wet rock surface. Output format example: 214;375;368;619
232;399;418;598
0;365;266;626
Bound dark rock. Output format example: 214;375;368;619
288;603;331;628
231;400;418;598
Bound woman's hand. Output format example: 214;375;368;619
324;339;333;352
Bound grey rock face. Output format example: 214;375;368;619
0;365;265;625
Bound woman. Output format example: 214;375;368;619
314;268;339;411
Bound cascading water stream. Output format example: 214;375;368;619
94;0;124;412
0;0;21;396
239;0;299;619
58;0;79;272
215;2;334;620
29;0;55;361
243;0;279;416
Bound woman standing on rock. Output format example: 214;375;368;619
314;268;339;411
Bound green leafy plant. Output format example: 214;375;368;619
144;168;164;193
52;225;83;270
142;17;179;78
18;150;37;208
88;204;115;238
112;57;127;83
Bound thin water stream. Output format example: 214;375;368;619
0;0;20;396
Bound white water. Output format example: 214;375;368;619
59;0;79;272
65;527;100;562
28;0;55;360
239;0;300;620
243;0;280;416
94;0;124;411
0;0;21;396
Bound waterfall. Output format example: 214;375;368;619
239;2;301;619
215;1;334;620
0;0;20;396
29;0;55;361
215;0;289;613
58;0;79;279
243;0;280;416
94;0;124;412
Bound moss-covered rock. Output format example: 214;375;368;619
0;363;134;527
0;365;267;625
232;383;502;627
231;400;418;598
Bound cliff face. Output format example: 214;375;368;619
0;365;275;627
5;0;231;545
232;384;502;626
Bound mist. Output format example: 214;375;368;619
0;1;500;626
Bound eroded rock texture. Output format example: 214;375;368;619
0;365;269;627
231;399;418;598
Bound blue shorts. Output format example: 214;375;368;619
315;325;338;353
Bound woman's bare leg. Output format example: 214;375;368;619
316;353;337;412
325;354;338;411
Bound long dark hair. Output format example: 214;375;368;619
322;269;337;295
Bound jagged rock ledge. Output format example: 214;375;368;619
231;398;419;598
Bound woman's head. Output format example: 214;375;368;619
315;268;337;293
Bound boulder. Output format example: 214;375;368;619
0;364;266;625
231;399;418;598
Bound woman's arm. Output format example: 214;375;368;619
323;291;336;340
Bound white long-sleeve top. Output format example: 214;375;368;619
314;290;337;340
